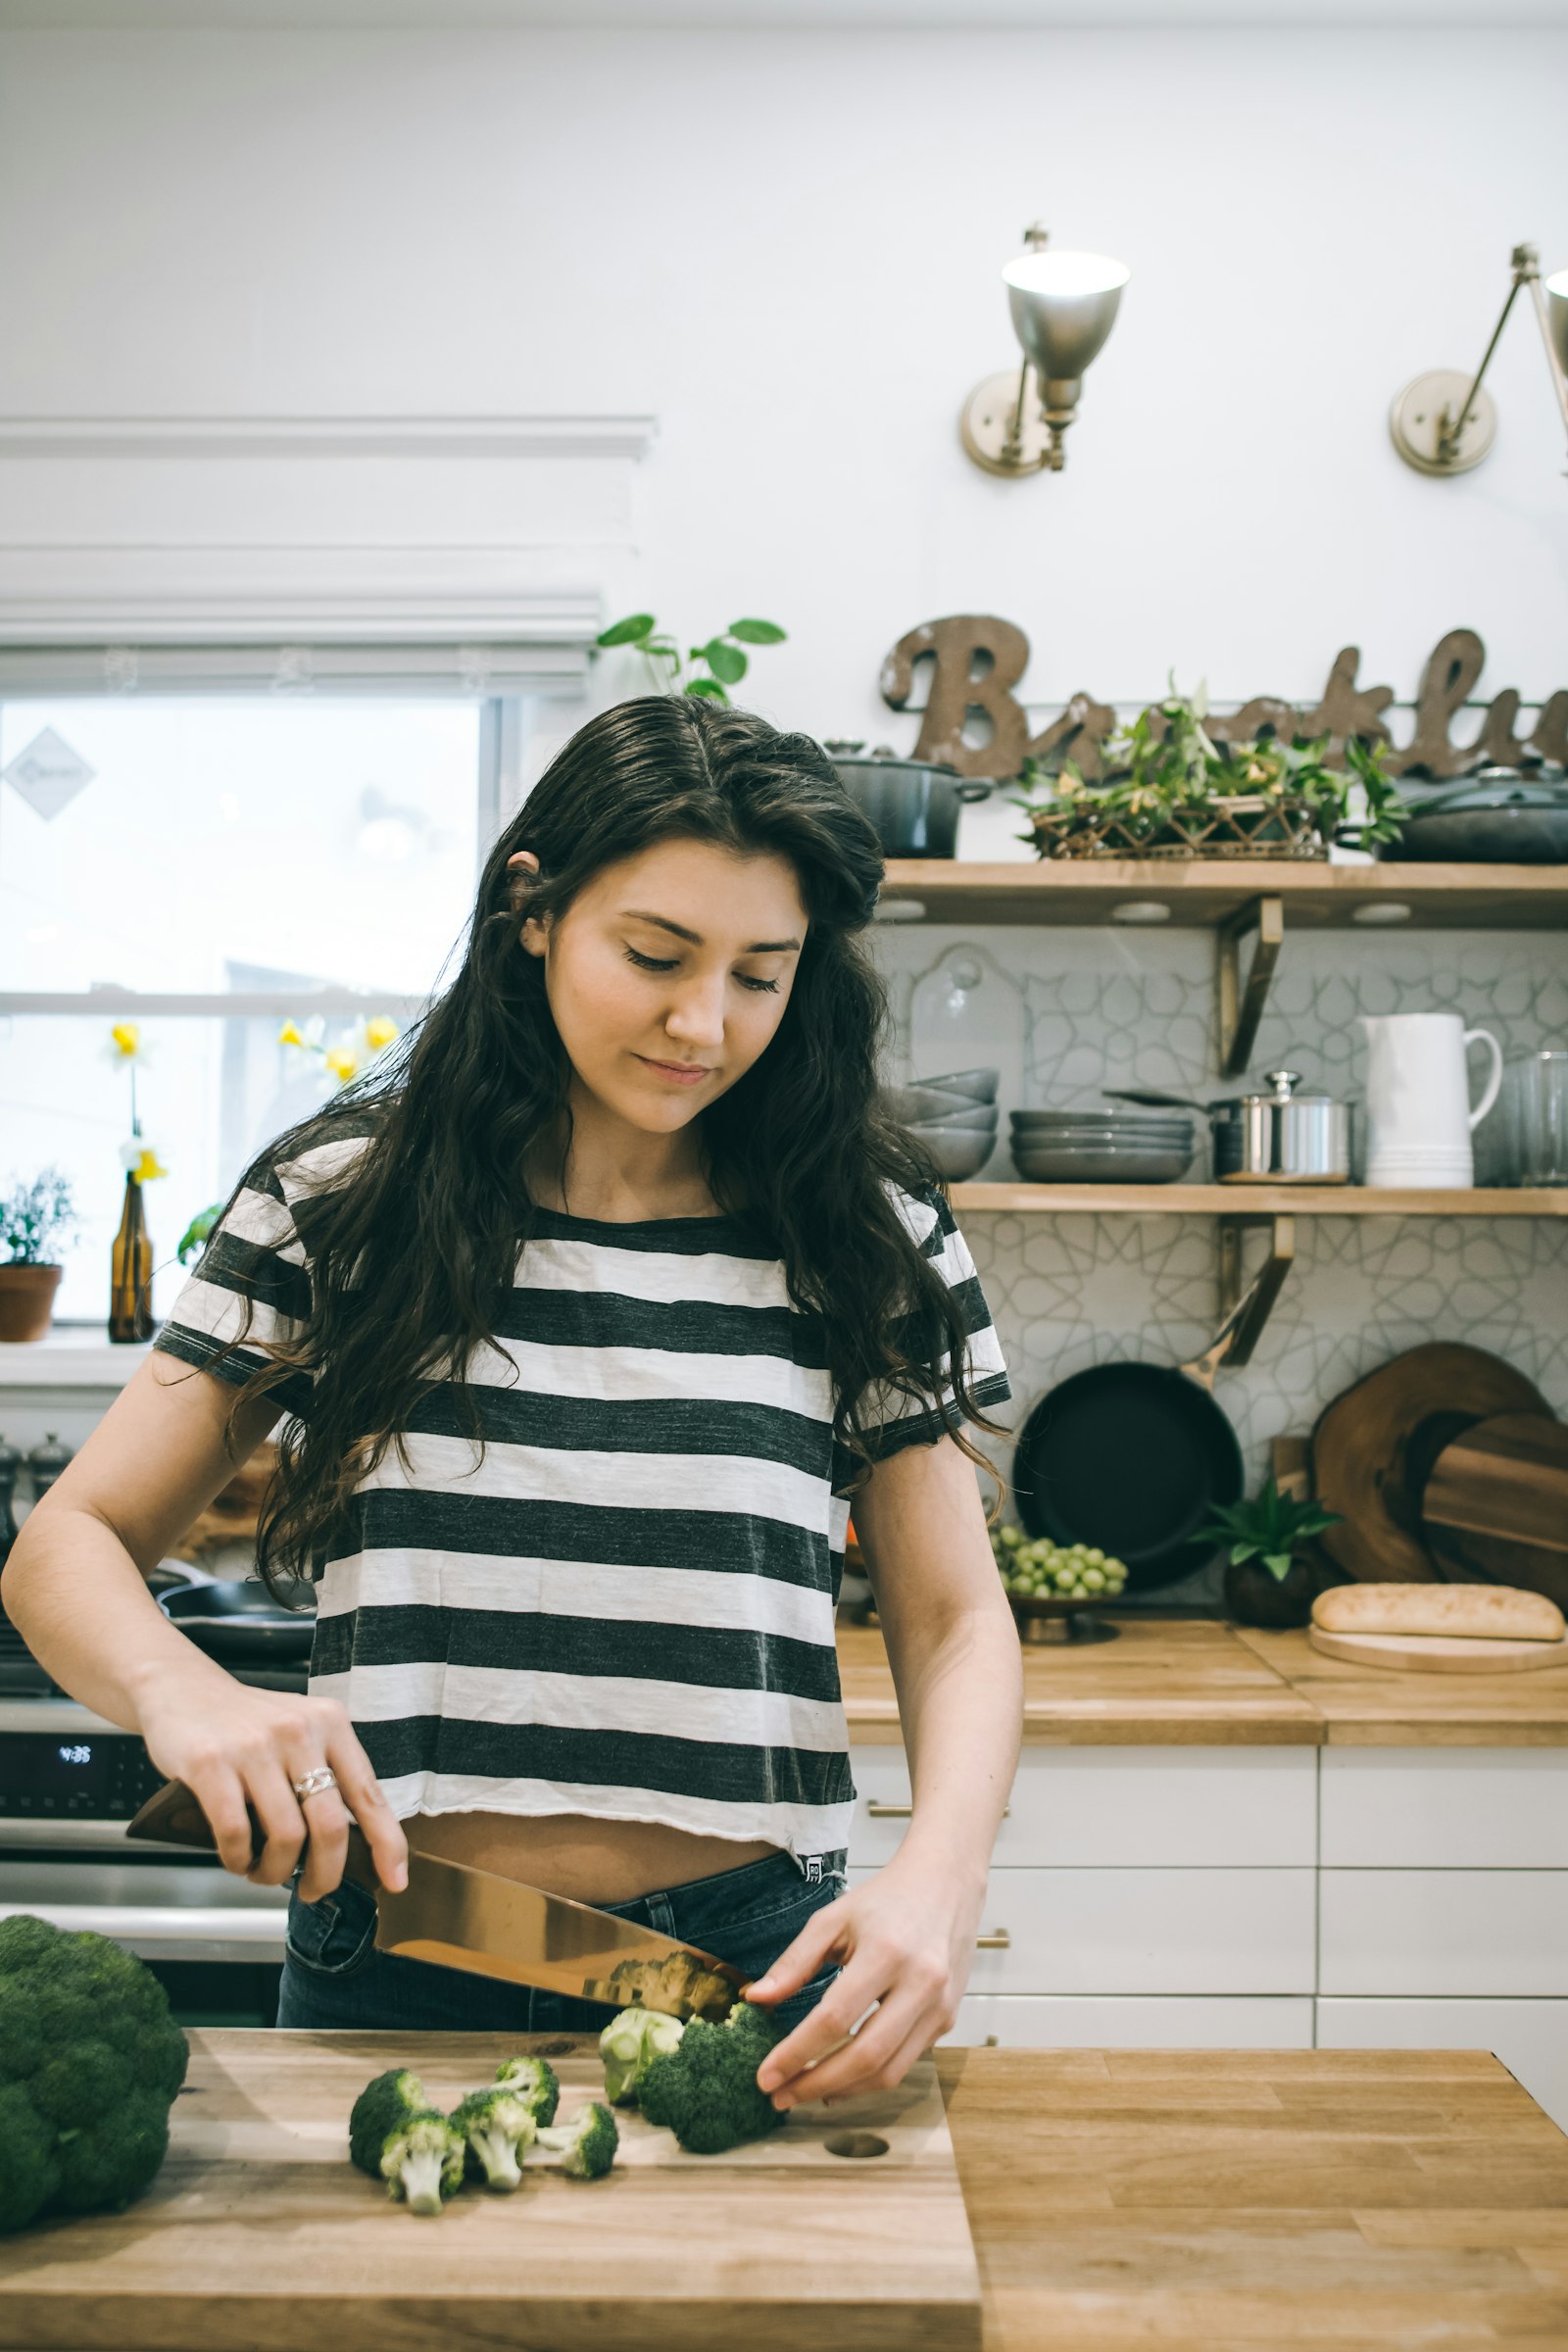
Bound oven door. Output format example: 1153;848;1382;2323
0;1844;290;2026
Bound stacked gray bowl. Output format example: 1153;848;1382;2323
881;1067;999;1178
1010;1105;1196;1183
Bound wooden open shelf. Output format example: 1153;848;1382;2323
878;858;1568;929
949;1183;1568;1216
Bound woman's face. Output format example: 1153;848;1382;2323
512;836;808;1132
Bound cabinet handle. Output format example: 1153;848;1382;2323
865;1801;1009;1820
974;1929;1011;1951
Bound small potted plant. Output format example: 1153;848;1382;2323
1197;1476;1345;1631
594;612;787;703
0;1168;79;1343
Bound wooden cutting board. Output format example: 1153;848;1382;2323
1309;1622;1568;1674
0;2029;982;2352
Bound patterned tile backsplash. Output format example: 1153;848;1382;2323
870;918;1568;1605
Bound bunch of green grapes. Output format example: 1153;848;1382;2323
991;1521;1128;1601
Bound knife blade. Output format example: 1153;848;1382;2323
124;1776;750;2020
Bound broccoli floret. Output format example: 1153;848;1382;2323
348;2068;428;2178
379;2109;466;2215
0;1913;188;2233
492;2053;560;2129
533;2100;619;2180
636;1999;787;2155
599;2006;687;2107
450;2086;536;2192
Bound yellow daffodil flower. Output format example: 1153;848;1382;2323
132;1150;169;1183
365;1016;400;1053
110;1021;141;1059
277;1020;305;1047
323;1047;360;1085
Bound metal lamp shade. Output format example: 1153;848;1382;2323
1004;247;1130;403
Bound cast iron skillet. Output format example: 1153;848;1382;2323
1008;1244;1292;1592
157;1578;316;1664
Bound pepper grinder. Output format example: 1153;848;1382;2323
25;1432;74;1505
0;1435;21;1578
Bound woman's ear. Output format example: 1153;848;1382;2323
506;848;542;923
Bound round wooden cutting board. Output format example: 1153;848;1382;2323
1308;1343;1553;1583
1309;1623;1568;1674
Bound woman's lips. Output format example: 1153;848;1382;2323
636;1054;712;1085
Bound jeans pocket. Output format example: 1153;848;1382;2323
283;1871;379;1978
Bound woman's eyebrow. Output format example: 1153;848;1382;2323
620;908;803;954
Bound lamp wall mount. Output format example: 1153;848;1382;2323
1392;243;1568;479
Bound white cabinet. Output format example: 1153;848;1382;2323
849;1744;1316;1869
1320;1870;1568;1998
846;1740;1568;2106
1320;1750;1568;1868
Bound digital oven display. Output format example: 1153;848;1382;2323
1;1734;115;1814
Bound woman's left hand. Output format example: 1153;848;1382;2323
744;1846;986;2109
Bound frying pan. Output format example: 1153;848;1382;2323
1008;1242;1292;1592
157;1578;316;1665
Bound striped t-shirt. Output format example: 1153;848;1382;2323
151;1125;1012;1862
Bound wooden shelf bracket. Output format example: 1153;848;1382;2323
1207;1212;1297;1370
1216;894;1284;1077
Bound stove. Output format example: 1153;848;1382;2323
0;1648;305;2021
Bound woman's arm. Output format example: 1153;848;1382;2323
748;1431;1022;2106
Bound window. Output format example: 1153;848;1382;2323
1;683;527;1324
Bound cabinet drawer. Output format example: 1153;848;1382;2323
980;1996;1313;2050
847;1745;1317;1870
1320;1871;1568;1997
1316;1998;1568;2135
850;1865;1316;1994
1321;1750;1568;1869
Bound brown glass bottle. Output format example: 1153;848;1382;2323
109;1171;155;1343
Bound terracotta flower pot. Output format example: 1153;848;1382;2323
0;1262;65;1344
1222;1552;1317;1631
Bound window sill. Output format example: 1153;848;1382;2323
0;1329;153;1388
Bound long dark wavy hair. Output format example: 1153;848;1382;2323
186;694;1008;1600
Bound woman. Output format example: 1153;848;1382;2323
2;695;1021;2112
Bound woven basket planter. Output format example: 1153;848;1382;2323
1025;791;1330;861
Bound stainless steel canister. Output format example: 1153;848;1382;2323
1213;1069;1351;1181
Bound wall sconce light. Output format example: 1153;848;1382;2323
960;223;1130;476
1390;243;1568;477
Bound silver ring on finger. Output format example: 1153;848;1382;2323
292;1764;338;1803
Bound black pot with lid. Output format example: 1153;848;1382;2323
823;741;996;860
1391;765;1568;864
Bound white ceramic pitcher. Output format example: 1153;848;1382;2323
1360;1011;1503;1188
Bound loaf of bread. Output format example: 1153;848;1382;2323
1312;1583;1566;1642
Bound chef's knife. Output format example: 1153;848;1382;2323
123;1776;750;2021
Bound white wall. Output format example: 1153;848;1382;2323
0;23;1565;738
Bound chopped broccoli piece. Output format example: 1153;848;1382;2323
348;2067;429;2178
599;2006;687;2107
492;2053;560;2129
534;2100;619;2180
0;1913;188;2233
636;1999;787;2155
450;2086;537;2192
379;2110;466;2215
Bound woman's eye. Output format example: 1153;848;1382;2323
624;947;779;994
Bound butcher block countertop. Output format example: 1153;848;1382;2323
837;1618;1568;1746
3;2036;1566;2352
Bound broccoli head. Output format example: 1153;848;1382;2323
348;2068;428;2179
379;2110;466;2215
534;2100;619;2180
450;2086;536;2192
636;1999;787;2155
492;2053;560;2129
0;1913;189;2233
599;2006;686;2107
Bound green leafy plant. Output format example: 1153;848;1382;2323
1011;675;1410;852
0;1169;78;1267
595;612;787;705
1195;1476;1345;1584
175;1204;223;1266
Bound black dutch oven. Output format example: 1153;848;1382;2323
824;741;997;860
1389;768;1568;864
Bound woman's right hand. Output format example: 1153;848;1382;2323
137;1672;410;1902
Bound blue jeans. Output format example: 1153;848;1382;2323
274;1844;847;2034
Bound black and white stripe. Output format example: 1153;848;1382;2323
153;1127;1011;1859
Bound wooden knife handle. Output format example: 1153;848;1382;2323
124;1775;379;1888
